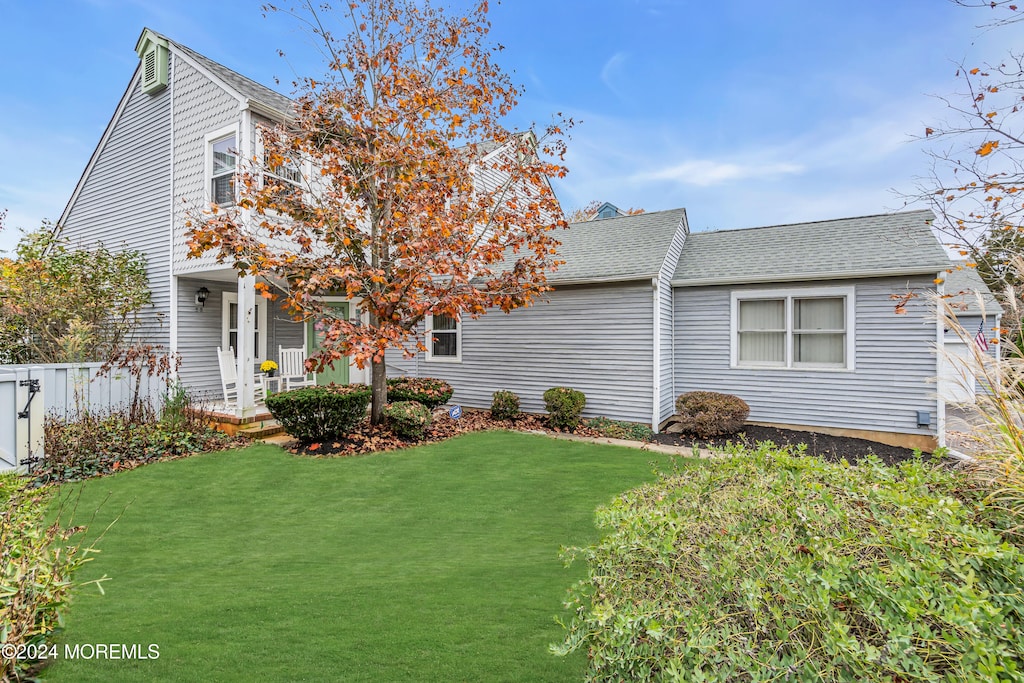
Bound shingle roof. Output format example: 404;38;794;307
164;33;295;116
672;210;950;286
548;208;687;284
943;263;1004;316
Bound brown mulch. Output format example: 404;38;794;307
284;408;922;465
285;408;608;457
651;424;919;466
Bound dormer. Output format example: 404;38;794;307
135;28;169;95
595;202;625;220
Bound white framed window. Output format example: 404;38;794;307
264;150;303;187
425;313;461;362
205;126;239;207
222;292;268;363
730;286;855;370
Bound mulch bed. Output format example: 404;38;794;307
652;424;918;466
286;408;921;465
286;408;608;457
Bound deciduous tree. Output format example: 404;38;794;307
0;227;152;363
187;0;570;423
913;1;1024;348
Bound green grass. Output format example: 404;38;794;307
47;431;679;682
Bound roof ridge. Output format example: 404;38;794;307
568;206;684;227
689;209;935;236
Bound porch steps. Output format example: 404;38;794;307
236;419;286;440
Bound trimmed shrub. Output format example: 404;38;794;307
383;400;432;439
555;445;1024;682
2;476;95;682
386;377;454;410
265;384;371;443
543;387;586;430
673;390;749;437
490;390;521;420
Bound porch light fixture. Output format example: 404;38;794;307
195;286;210;312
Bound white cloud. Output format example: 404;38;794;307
599;51;628;97
633;159;804;187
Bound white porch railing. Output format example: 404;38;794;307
0;363;165;473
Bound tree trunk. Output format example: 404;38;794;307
370;357;388;425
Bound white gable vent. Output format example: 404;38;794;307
135;28;169;95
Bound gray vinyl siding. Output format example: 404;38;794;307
657;228;688;424
673;276;939;436
59;64;172;346
171;57;244;275
175;278;303;401
392;282;655;424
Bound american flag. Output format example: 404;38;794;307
975;320;990;352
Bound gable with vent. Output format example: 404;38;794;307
135;28;168;95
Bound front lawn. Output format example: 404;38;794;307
48;431;677;682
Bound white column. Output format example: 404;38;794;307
236;274;257;417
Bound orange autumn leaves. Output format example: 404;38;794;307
186;0;571;421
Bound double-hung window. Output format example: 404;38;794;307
209;132;237;207
426;313;460;362
732;287;854;370
265;151;303;187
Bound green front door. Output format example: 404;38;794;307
307;302;350;386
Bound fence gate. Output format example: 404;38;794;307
0;367;45;473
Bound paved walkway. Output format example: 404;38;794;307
519;429;721;458
259;428;720;458
945;404;987;459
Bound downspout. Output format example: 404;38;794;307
651;276;660;433
167;52;178;374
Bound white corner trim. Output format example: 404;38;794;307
168;55;178;365
651;277;661;433
936;272;947;448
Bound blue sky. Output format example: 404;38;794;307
0;0;1021;255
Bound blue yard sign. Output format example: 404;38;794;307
448;405;463;419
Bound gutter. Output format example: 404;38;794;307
671;265;953;288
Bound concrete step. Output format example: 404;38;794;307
237;419;286;440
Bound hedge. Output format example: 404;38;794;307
265;384;371;443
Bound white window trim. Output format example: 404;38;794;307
222;291;268;363
204;124;240;207
255;133;310;190
425;313;462;363
730;286;856;371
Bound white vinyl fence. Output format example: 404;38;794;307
0;363;165;473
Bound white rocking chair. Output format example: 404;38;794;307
279;346;316;390
217;346;266;408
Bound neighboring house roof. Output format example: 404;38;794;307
672;209;951;287
164;33;295;116
549;208;688;285
943;263;1005;316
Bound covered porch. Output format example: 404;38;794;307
171;267;368;419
